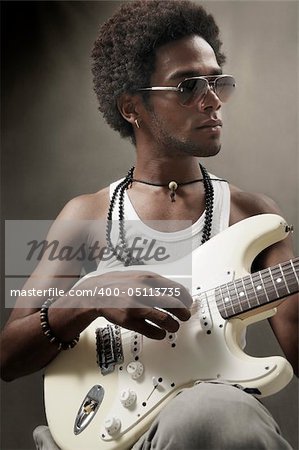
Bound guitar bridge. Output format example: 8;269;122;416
96;324;124;375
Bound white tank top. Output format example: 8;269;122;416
95;174;245;345
96;174;230;271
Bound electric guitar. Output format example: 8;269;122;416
44;214;298;450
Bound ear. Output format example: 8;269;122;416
117;93;141;125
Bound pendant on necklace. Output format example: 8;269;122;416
168;181;178;202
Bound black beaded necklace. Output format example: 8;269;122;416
106;164;214;266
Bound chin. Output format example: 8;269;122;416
191;142;222;158
161;135;222;158
206;143;222;157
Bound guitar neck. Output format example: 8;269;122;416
216;257;299;319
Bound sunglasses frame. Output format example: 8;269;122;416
137;74;236;106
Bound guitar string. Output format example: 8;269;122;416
117;312;208;344
117;290;299;347
198;263;299;316
94;259;299;329
116;258;299;316
118;280;296;346
107;261;299;345
87;259;299;348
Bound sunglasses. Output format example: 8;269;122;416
137;74;236;106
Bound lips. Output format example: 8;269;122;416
197;119;223;129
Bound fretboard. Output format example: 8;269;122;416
216;257;299;319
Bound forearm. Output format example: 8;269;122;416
1;270;193;380
0;305;97;381
269;293;299;377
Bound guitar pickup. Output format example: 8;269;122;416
74;385;104;435
130;331;143;357
196;294;213;331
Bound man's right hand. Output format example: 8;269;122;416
77;270;193;340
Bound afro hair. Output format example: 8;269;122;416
92;0;226;141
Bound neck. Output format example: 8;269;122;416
216;258;299;320
133;156;203;184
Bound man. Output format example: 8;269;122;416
1;1;298;449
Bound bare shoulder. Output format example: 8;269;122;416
57;187;110;221
43;187;111;252
229;184;295;268
229;184;283;225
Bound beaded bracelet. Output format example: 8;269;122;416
40;298;80;350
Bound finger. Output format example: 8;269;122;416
101;308;167;339
143;308;180;333
140;274;193;308
129;319;166;340
164;307;191;322
145;293;192;312
175;285;193;308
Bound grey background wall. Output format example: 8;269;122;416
1;1;298;449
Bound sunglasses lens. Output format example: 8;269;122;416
179;78;208;106
215;76;236;102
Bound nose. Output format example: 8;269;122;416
197;85;222;112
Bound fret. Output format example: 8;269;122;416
232;278;247;311
279;263;291;294
224;283;236;316
268;268;279;298
290;260;299;286
274;263;291;296
241;276;251;309
282;261;299;293
259;269;278;302
216;284;235;319
214;287;224;316
247;274;261;308
228;282;242;315
252;270;270;304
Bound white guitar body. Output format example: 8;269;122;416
44;214;295;450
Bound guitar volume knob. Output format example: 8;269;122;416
104;416;121;436
120;388;137;407
126;361;144;379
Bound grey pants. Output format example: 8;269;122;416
33;383;293;450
